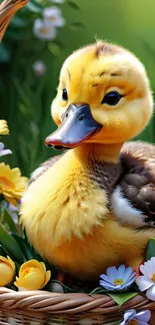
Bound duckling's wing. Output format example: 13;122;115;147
29;154;63;185
111;141;155;227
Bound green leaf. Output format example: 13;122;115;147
10;16;28;28
0;244;9;257
11;234;34;261
48;43;61;56
90;287;108;294
5;28;26;40
146;237;155;260
26;2;42;13
70;22;85;30
23;230;41;260
2;210;19;235
108;292;138;306
0;224;24;263
67;1;80;9
0;44;10;63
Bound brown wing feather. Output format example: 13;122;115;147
118;141;155;226
29;154;63;185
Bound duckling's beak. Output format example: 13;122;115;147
45;104;102;150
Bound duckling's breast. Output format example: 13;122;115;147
21;151;127;278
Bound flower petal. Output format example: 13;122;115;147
16;269;44;290
124;309;136;322
0;162;27;204
0;256;15;272
0;149;12;157
14;276;20;287
123;267;134;282
106;266;118;281
121;278;135;290
135;318;148;325
99;280;116;290
146;285;155;301
0;120;9;135
140;259;155;278
0;143;4;150
0;257;15;286
127;271;136;283
19;260;44;278
135;310;151;322
150;257;155;273
117;264;126;279
44;270;51;287
136;276;153;291
100;273;113;284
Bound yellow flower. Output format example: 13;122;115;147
0;120;9;135
0;256;15;286
14;260;51;290
0;163;28;206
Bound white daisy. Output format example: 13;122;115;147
33;18;56;40
100;264;136;291
136;257;155;301
43;6;65;27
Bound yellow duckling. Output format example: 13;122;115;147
21;41;155;280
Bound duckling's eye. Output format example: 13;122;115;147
62;88;68;101
101;91;122;106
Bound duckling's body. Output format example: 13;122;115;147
21;41;155;280
22;142;155;280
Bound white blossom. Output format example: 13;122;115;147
136;257;155;301
32;61;46;76
43;6;65;28
33;18;56;40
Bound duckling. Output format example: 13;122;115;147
21;41;155;280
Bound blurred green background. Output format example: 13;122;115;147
1;0;155;177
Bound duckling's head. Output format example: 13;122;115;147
46;41;153;149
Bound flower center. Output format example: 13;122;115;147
22;267;34;276
152;274;155;282
0;176;15;189
113;278;124;286
128;320;138;325
49;17;57;22
40;27;50;34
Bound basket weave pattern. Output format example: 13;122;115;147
0;288;155;324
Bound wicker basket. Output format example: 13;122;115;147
0;288;154;324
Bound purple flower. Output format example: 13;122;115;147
120;309;151;325
100;265;136;291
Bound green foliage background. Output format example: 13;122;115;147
1;0;155;177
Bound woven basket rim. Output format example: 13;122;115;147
0;287;154;315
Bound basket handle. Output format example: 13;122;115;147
0;0;29;41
